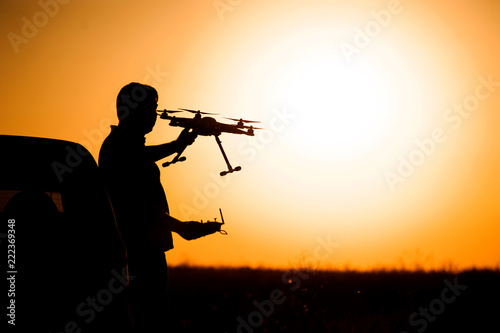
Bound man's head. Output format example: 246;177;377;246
116;82;158;134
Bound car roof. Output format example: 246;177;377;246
0;134;94;192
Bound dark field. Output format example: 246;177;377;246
167;267;500;333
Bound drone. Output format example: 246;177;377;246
157;108;262;176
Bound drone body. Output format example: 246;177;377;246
157;108;261;176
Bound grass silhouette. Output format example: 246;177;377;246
168;266;500;332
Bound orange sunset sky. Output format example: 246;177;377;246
1;0;499;271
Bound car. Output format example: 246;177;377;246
1;135;132;332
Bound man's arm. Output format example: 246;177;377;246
145;141;182;162
145;128;197;162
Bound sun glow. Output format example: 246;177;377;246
274;53;398;160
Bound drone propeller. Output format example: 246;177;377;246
224;117;261;124
244;125;265;130
157;109;183;114
178;108;218;115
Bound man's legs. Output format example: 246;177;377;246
128;251;169;332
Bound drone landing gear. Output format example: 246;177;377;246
162;146;187;167
162;128;192;167
162;155;186;167
215;135;241;176
162;133;241;177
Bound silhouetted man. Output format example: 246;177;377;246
99;82;222;332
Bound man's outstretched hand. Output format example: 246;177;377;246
175;128;197;151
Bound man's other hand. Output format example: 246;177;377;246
176;221;222;240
